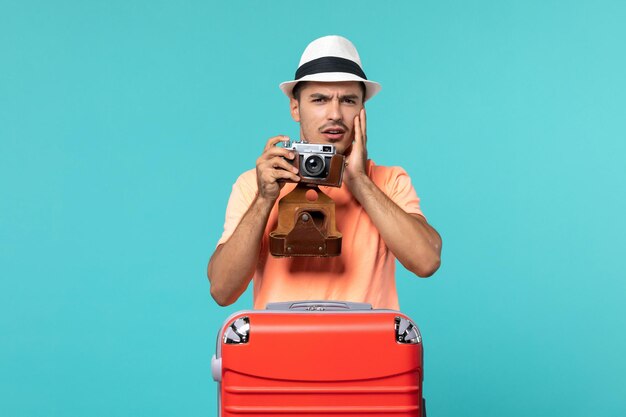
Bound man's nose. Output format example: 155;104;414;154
327;98;342;121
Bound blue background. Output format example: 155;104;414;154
1;1;625;416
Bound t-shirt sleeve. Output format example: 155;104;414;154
216;170;258;246
385;166;424;218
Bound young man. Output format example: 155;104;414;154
208;36;442;309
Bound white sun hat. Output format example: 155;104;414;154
279;35;381;102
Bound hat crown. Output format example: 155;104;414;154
279;35;381;102
298;35;363;68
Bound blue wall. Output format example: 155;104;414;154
1;1;625;416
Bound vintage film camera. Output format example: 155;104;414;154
283;139;345;188
269;139;346;257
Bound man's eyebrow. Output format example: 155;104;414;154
309;93;330;99
308;93;360;100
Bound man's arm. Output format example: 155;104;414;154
344;109;442;277
348;177;442;276
207;136;300;306
208;195;274;306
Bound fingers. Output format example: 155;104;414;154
354;113;362;146
360;108;367;145
347;109;368;178
260;146;295;161
258;158;300;183
256;136;300;200
264;135;289;151
268;167;300;183
257;137;300;184
266;156;299;175
260;136;296;164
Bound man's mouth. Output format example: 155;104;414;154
321;126;346;140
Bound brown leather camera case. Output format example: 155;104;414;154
269;185;342;257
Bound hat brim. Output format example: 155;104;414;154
279;72;381;102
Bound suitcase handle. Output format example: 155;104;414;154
265;300;373;311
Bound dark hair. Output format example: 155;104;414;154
292;81;366;102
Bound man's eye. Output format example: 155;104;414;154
342;98;356;104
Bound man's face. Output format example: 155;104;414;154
290;81;364;155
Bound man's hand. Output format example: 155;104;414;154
344;108;369;192
256;136;300;202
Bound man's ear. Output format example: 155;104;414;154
290;97;300;122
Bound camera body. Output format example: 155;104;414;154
284;140;345;187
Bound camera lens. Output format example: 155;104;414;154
303;155;325;177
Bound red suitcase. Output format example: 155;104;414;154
211;300;425;417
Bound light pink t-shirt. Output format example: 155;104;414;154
217;160;424;310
